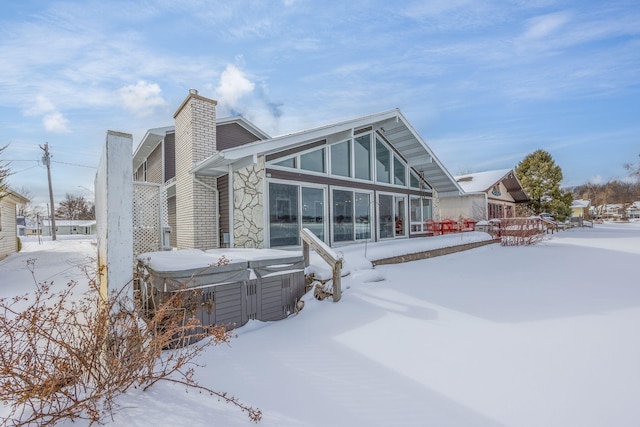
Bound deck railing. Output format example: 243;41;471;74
301;228;342;302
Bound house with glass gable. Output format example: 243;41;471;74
132;90;465;250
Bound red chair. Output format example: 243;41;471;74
463;218;477;231
440;219;455;234
425;220;441;236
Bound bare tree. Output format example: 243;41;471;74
624;153;640;185
0;145;10;198
14;187;44;219
56;193;94;220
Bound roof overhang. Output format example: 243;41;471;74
500;170;529;203
132;126;174;171
192;109;463;195
1;188;29;205
217;116;271;140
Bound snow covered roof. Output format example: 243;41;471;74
455;169;529;202
571;199;591;208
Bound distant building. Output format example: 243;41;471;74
439;169;529;221
571;198;591;219
625;201;640;219
40;219;97;236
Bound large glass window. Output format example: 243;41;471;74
354;135;371;180
410;197;421;231
378;194;394;239
354;192;371;240
395;196;406;236
274;157;296;168
394;156;406;186
333;189;354;242
300;148;325;173
379;194;408;238
269;183;299;247
410;196;432;233
302;187;325;242
375;138;391;183
410;171;421;189
330;141;351;177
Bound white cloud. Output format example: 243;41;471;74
215;64;255;110
589;175;604;184
23;96;70;133
42;112;70;133
118;81;166;117
522;12;571;40
211;64;285;136
33;96;56;115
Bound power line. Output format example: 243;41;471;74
12;164;40;174
51;160;96;169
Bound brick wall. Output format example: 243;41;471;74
174;90;219;249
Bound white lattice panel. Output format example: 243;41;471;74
133;183;168;257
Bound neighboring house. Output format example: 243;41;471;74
593;204;625;219
0;189;29;260
626;201;640;219
571;198;591;219
132;90;465;250
440;169;529;221
23;218;42;236
41;219;97;236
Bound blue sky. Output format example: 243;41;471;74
1;0;639;208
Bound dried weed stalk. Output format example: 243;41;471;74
0;258;261;426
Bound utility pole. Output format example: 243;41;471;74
40;142;57;241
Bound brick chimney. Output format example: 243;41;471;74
173;89;219;249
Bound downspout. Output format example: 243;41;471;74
192;174;220;249
228;164;234;248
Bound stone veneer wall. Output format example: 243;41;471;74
174;91;219;250
432;189;441;222
233;158;265;248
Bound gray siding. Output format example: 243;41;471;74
217;123;263;151
164;132;175;182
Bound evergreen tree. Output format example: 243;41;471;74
515;149;572;220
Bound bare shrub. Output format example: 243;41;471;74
0;259;262;426
499;218;544;246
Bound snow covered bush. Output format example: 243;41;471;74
0;259;261;426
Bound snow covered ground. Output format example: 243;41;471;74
2;223;640;427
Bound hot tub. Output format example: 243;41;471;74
137;248;306;330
